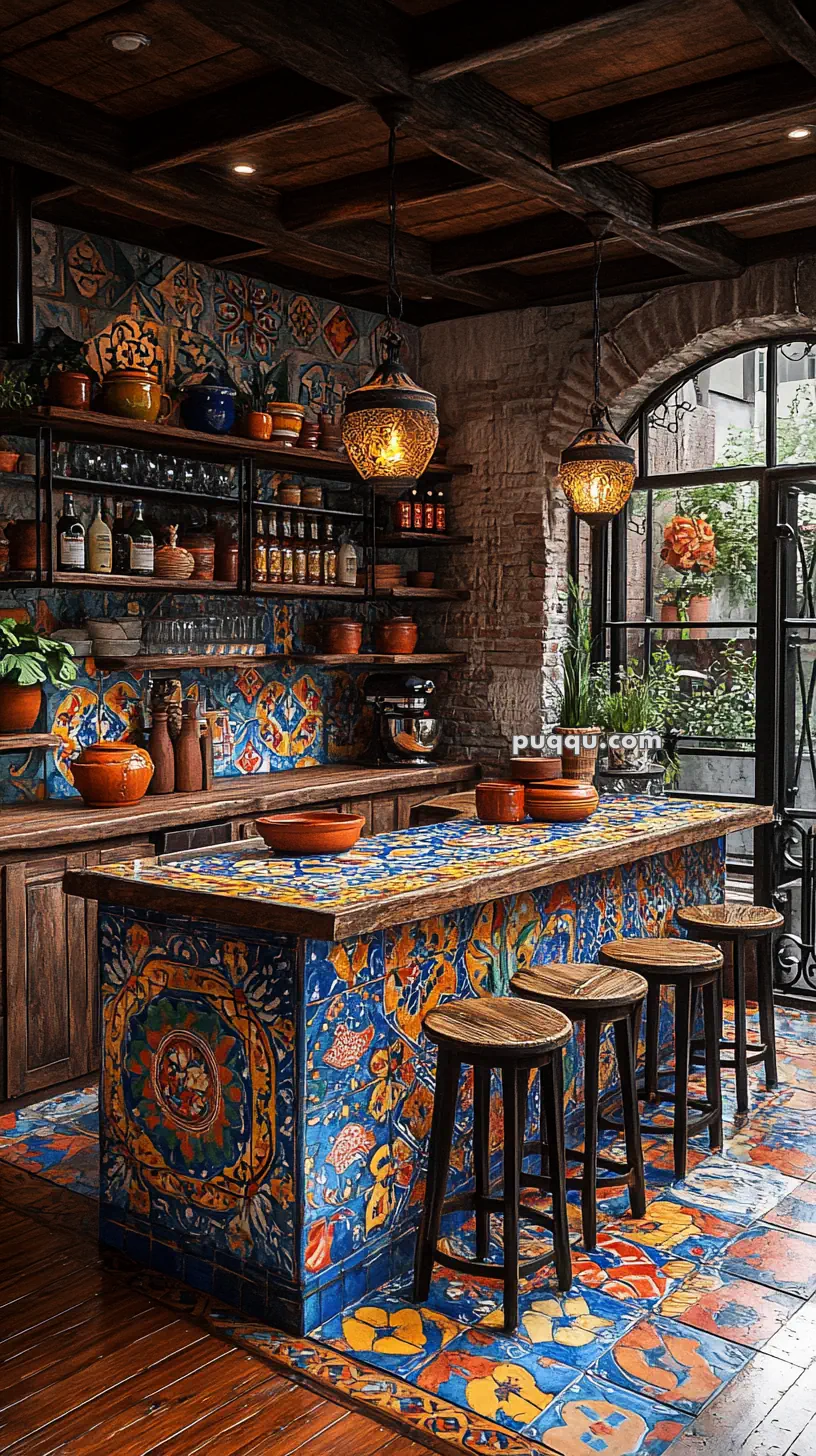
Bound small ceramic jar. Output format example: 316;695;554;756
101;367;170;423
323;618;363;654
475;781;526;824
374;616;418;654
70;742;154;806
178;531;215;581
270;403;305;446
243;409;273;440
45;371;92;410
180;383;237;434
298;421;321;450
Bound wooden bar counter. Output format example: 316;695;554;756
65;796;771;1334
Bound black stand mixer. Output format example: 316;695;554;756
363;672;444;765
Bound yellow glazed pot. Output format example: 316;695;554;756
100;367;170;424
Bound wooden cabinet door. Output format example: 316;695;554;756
4;852;90;1099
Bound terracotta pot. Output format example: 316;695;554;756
5;519;47;572
0;683;42;733
476;780;526;824
243;409;273;441
214;541;239;583
45;371;92;410
511;756;562;782
178;531;215;581
660;600;680;641
323;618;363;655
270;403;305;447
319;418;343;453
298;421;320;450
255;810;365;855
525;778;599;823
556;727;600;785
70;741;154;806
0;451;20;472
688;593;711;639
17;453;36;475
374;616;418;654
100;367;170;423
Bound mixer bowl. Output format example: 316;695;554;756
379;714;443;762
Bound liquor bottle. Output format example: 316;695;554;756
322;519;337;586
435;489;447;533
281;507;294;584
411;487;423;532
394;489;412;533
267;510;282;584
87;495;112;574
307;515;322;584
56;491;85;572
112;500;129;574
293;531;308;585
128;499;154;577
423;486;435;532
252;508;268;583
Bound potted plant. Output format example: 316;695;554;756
552;578;601;783
660;513;716;637
0;617;78;732
28;327;97;410
599;667;659;770
237;364;275;440
267;357;305;446
0;367;36;412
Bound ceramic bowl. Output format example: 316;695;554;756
86;617;128;640
525;778;599;823
92;638;141;658
52;633;92;656
113;616;144;640
511;756;562;781
255;811;366;855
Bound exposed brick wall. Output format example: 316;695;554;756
420;256;816;766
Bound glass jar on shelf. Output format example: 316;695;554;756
322;518;337;586
307;515;322;584
267;509;282;583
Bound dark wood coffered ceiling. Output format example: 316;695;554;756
2;0;816;321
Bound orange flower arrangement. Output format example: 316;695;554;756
661;514;717;575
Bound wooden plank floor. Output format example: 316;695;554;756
0;1168;426;1456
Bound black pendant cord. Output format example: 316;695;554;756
386;118;403;333
592;235;604;409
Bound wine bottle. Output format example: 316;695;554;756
56;491;85;572
87;495;112;574
112;500;129;574
128;499;154;577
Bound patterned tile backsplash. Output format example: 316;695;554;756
0;220;422;801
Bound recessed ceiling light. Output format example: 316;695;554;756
108;31;151;51
788;126;811;139
233;163;256;175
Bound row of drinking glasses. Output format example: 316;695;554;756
142;614;266;649
54;443;239;497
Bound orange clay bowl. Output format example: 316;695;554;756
511;756;562;782
255;810;366;855
524;778;599;823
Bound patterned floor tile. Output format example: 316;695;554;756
721;1222;816;1297
720;1089;816;1178
590;1312;750;1414
414;1326;578;1435
317;1290;464;1375
569;1231;697;1311
410;1270;502;1325
669;1155;801;1226
763;1179;816;1235
527;1370;689;1452
475;1285;641;1372
663;1267;802;1348
601;1196;743;1264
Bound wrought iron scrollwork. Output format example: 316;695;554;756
649;388;696;434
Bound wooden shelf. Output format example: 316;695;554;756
375;586;470;600
53;571;236;591
91;651;465;670
377;532;473;547
286;652;466;667
249;582;365;598
92;654;270;670
0;732;60;752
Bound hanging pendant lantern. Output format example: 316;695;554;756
558;229;635;527
342;116;438;485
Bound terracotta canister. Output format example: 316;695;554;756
318;416;343;453
243;409;273;440
374;616;418;654
476;780;525;824
70;741;154;806
46;371;92;410
179;530;215;581
323;618;363;654
0;683;42;733
6;519;47;572
270;402;305;447
100;366;170;423
525;778;599;823
148;709;175;794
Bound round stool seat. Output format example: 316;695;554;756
599;937;723;976
424;996;572;1058
512;962;647;1014
676;903;784;939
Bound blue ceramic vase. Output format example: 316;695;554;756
181;383;237;434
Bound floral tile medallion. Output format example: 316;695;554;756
528;1370;689;1452
415;1326;577;1435
591;1312;750;1414
476;1286;642;1373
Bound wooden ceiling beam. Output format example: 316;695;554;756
731;0;816;78
555;62;816;169
132;72;358;175
282;156;488;230
413;0;678;82
659;154;816;228
433;214;595;275
173;0;745;281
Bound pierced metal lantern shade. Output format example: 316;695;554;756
342;333;439;485
558;403;636;527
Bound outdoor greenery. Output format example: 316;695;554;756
598;666;654;734
0;618;78;688
646;641;756;741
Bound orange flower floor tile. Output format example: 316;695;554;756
4;999;816;1456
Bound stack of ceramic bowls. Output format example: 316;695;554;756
86;616;143;658
51;625;92;658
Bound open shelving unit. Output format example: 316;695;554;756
91;651;466;671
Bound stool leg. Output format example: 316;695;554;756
733;936;750;1114
582;1012;601;1250
673;978;692;1182
757;934;779;1090
615;1004;647;1220
645;981;660;1101
542;1050;572;1292
703;976;723;1152
538;1066;550;1179
501;1065;523;1332
413;1048;461;1303
474;1066;491;1261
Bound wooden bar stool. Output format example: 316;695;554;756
676;904;784;1114
598;938;724;1180
510;963;647;1250
413;996;573;1332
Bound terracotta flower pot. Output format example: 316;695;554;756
323;618;363;655
45;371;92;410
70;741;154;806
525;778;599;823
0;451;20;472
476;780;526;824
688;593;711;639
100;367;170;423
374;617;418;654
556;727;600;785
0;683;42;733
660;600;680;642
243;410;273;440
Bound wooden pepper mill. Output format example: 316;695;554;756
147;707;175;795
174;699;203;793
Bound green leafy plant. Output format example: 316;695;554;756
554;578;598;727
237;363;276;413
0;618;78;687
0;369;36;410
599;666;655;733
646;641;755;740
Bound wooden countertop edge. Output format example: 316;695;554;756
0;762;477;852
63;802;773;941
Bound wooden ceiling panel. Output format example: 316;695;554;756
0;0;126;54
728;200;816;238
99;47;270;116
224;117;427;191
513;236;639;277
402;191;550;240
625;114;816;188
